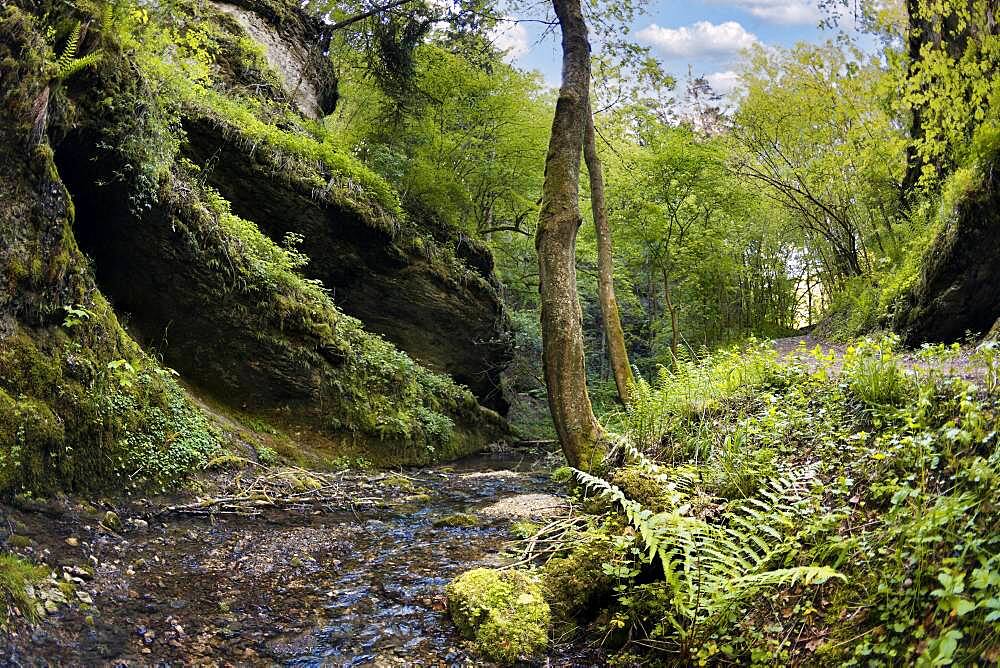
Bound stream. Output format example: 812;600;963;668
2;453;599;666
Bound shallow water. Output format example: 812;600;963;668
2;453;599;666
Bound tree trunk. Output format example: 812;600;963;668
662;266;679;365
584;102;634;405
536;0;604;470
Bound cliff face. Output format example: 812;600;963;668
181;118;511;412
895;156;1000;345
0;0;511;494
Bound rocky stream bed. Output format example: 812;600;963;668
1;452;598;666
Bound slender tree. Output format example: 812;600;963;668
583;103;634;404
536;0;605;470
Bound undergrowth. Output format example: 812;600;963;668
0;554;48;627
530;336;1000;665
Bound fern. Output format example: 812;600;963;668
55;22;102;80
573;463;844;647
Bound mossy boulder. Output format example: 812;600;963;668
433;512;479;528
446;567;550;664
610;466;673;512
541;534;615;629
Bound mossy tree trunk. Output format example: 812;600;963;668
536;0;604;470
584;102;634;405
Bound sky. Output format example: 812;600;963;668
491;0;849;96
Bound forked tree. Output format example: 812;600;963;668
536;0;606;469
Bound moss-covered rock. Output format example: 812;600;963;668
433;512;479;527
0;8;222;493
446;567;550;664
0;553;49;626
895;150;1000;345
180;116;512;413
610;466;673;512
0;0;513;493
540;534;615;629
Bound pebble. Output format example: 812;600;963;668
103;511;122;530
64;537;79;547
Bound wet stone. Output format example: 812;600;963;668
1;454;599;666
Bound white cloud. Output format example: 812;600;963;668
720;0;821;25
706;70;742;96
638;21;759;59
491;22;530;61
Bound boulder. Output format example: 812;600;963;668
446;568;549;664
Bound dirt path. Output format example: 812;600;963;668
2;453;594;666
772;335;987;383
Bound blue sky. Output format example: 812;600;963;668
491;0;853;95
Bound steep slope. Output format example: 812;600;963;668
895;152;1000;345
0;0;510;494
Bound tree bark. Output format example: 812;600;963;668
584;102;635;405
536;0;604;470
663;266;679;365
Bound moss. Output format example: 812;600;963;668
56;580;76;599
510;520;539;538
0;553;48;627
7;536;32;549
610;466;673;512
541;534;615;628
433;512;479;528
550;466;574;483
446;568;550;664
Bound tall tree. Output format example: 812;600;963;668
536;0;604;469
583;103;634;404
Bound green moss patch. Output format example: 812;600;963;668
446;568;550;664
433;512;479;528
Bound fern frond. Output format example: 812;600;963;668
56;23;82;73
725;566;845;598
574;461;843;641
54;22;102;80
59;51;102;79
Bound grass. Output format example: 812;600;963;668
0;554;48;626
843;336;914;408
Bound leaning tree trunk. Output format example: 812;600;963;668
536;0;604;470
584;102;635;405
663;266;680;365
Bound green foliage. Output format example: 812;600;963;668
903;0;1000;183
330;43;551;237
843;335;914;408
54;22;103;79
609;340;787;456
0;554;48;627
974;342;1000;396
730;39;906;298
573;464;843;659
552;338;1000;664
445;568;550;664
